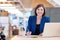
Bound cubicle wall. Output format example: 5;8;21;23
45;7;60;22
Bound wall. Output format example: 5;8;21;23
46;7;60;22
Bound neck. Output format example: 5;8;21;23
37;15;42;18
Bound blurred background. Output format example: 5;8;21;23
0;0;60;40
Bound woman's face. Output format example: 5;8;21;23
36;7;44;16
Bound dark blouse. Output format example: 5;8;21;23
33;24;40;35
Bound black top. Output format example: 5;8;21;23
33;24;40;35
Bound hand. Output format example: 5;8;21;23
26;31;31;36
39;33;43;36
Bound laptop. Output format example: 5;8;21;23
43;23;60;37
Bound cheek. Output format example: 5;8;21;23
36;10;44;15
41;11;44;14
40;10;44;15
36;10;38;13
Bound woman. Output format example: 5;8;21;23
26;4;50;36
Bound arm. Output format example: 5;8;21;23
39;17;50;36
26;16;32;35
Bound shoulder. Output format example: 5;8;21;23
43;16;50;22
29;16;36;19
43;16;50;19
28;16;36;22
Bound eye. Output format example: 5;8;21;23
41;9;43;11
37;9;40;10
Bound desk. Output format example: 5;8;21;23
11;35;60;40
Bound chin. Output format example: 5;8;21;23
38;14;42;16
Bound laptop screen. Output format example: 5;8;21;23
43;23;60;37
